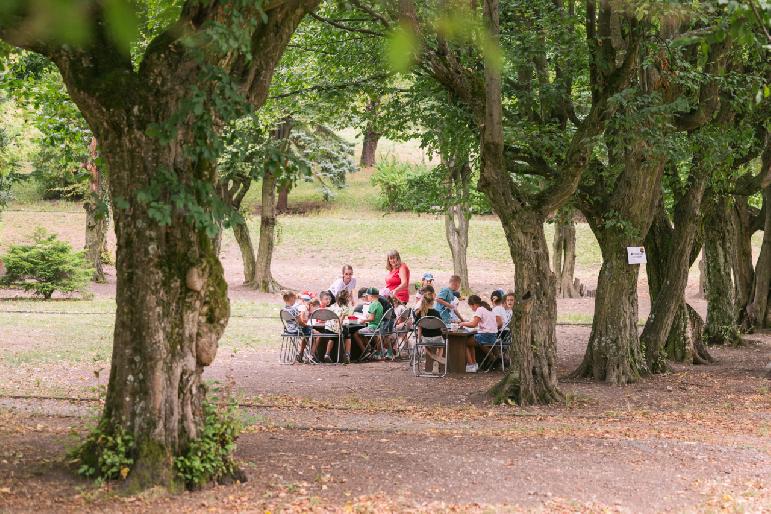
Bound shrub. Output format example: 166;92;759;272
31;146;89;200
72;422;135;483
174;398;242;489
1;228;93;298
371;159;491;214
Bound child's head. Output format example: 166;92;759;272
337;289;351;306
282;290;297;305
319;290;333;307
449;275;461;291
421;272;434;287
357;287;368;302
490;289;505;306
365;286;379;301
505;292;516;309
308;298;320;311
300;293;312;304
467;294;491;311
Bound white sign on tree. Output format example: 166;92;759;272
627;247;647;265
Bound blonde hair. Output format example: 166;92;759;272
418;289;435;317
385;249;402;271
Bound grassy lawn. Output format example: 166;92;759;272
0;300;282;366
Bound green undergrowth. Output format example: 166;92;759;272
72;394;242;490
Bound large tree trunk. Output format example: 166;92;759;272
642;189;712;371
253;119;291;293
443;156;471;293
703;195;741;345
92;133;230;491
359;98;381;168
552;212;581;298
83;137;108;283
488;213;563;405
253;169;280;292
731;197;757;330
480;0;561;405
752;186;771;327
574;139;664;383
276;185;289;212
234;221;256;285
573;227;647;382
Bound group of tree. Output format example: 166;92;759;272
0;0;768;492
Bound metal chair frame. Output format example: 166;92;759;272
393;307;415;360
479;328;511;371
279;309;301;365
359;306;396;360
308;308;343;363
413;316;448;378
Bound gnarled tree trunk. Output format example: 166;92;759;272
443;155;471;293
359;98;381;168
552;212;581;298
574;226;647;383
254;169;280;292
488;213;563;404
703;195;741;345
95;131;230;491
751;186;771;327
83;137;108;283
253;119;291;293
642;189;712;371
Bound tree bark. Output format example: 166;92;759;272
359;98;381;168
574;226;648;382
276;185;289;212
552;212;581;298
443;156;472;293
95;132;230;491
253;170;280;292
731;197;757;329
751;186;771;327
253;119;291;293
234;220;256;285
83;137;108;283
574;139;664;383
642;189;712;371
703;195;741;345
0;0;320;490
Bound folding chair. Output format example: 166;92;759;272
359;307;396;360
308;308;342;363
413;316;448;377
479;328;512;371
279;309;301;364
393;307;415;360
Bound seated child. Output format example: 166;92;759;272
353;287;386;359
459;294;499;373
490;289;508;329
297;298;321;362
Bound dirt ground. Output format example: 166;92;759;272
1;206;770;512
1;324;769;513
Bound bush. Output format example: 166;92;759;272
371;159;491;214
174;398;242;489
31;146;89;200
1;228;93;298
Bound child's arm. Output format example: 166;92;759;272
461;315;480;328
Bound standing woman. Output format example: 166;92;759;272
384;250;411;304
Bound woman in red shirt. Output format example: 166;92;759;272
384;250;410;304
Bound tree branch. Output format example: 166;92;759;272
270;73;392;99
308;12;385;36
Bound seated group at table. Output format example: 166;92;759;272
280;262;516;372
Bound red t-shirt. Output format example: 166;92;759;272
386;263;410;303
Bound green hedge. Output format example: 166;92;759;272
370;159;491;214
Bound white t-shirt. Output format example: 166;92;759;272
329;277;357;297
492;306;510;328
474;307;498;334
